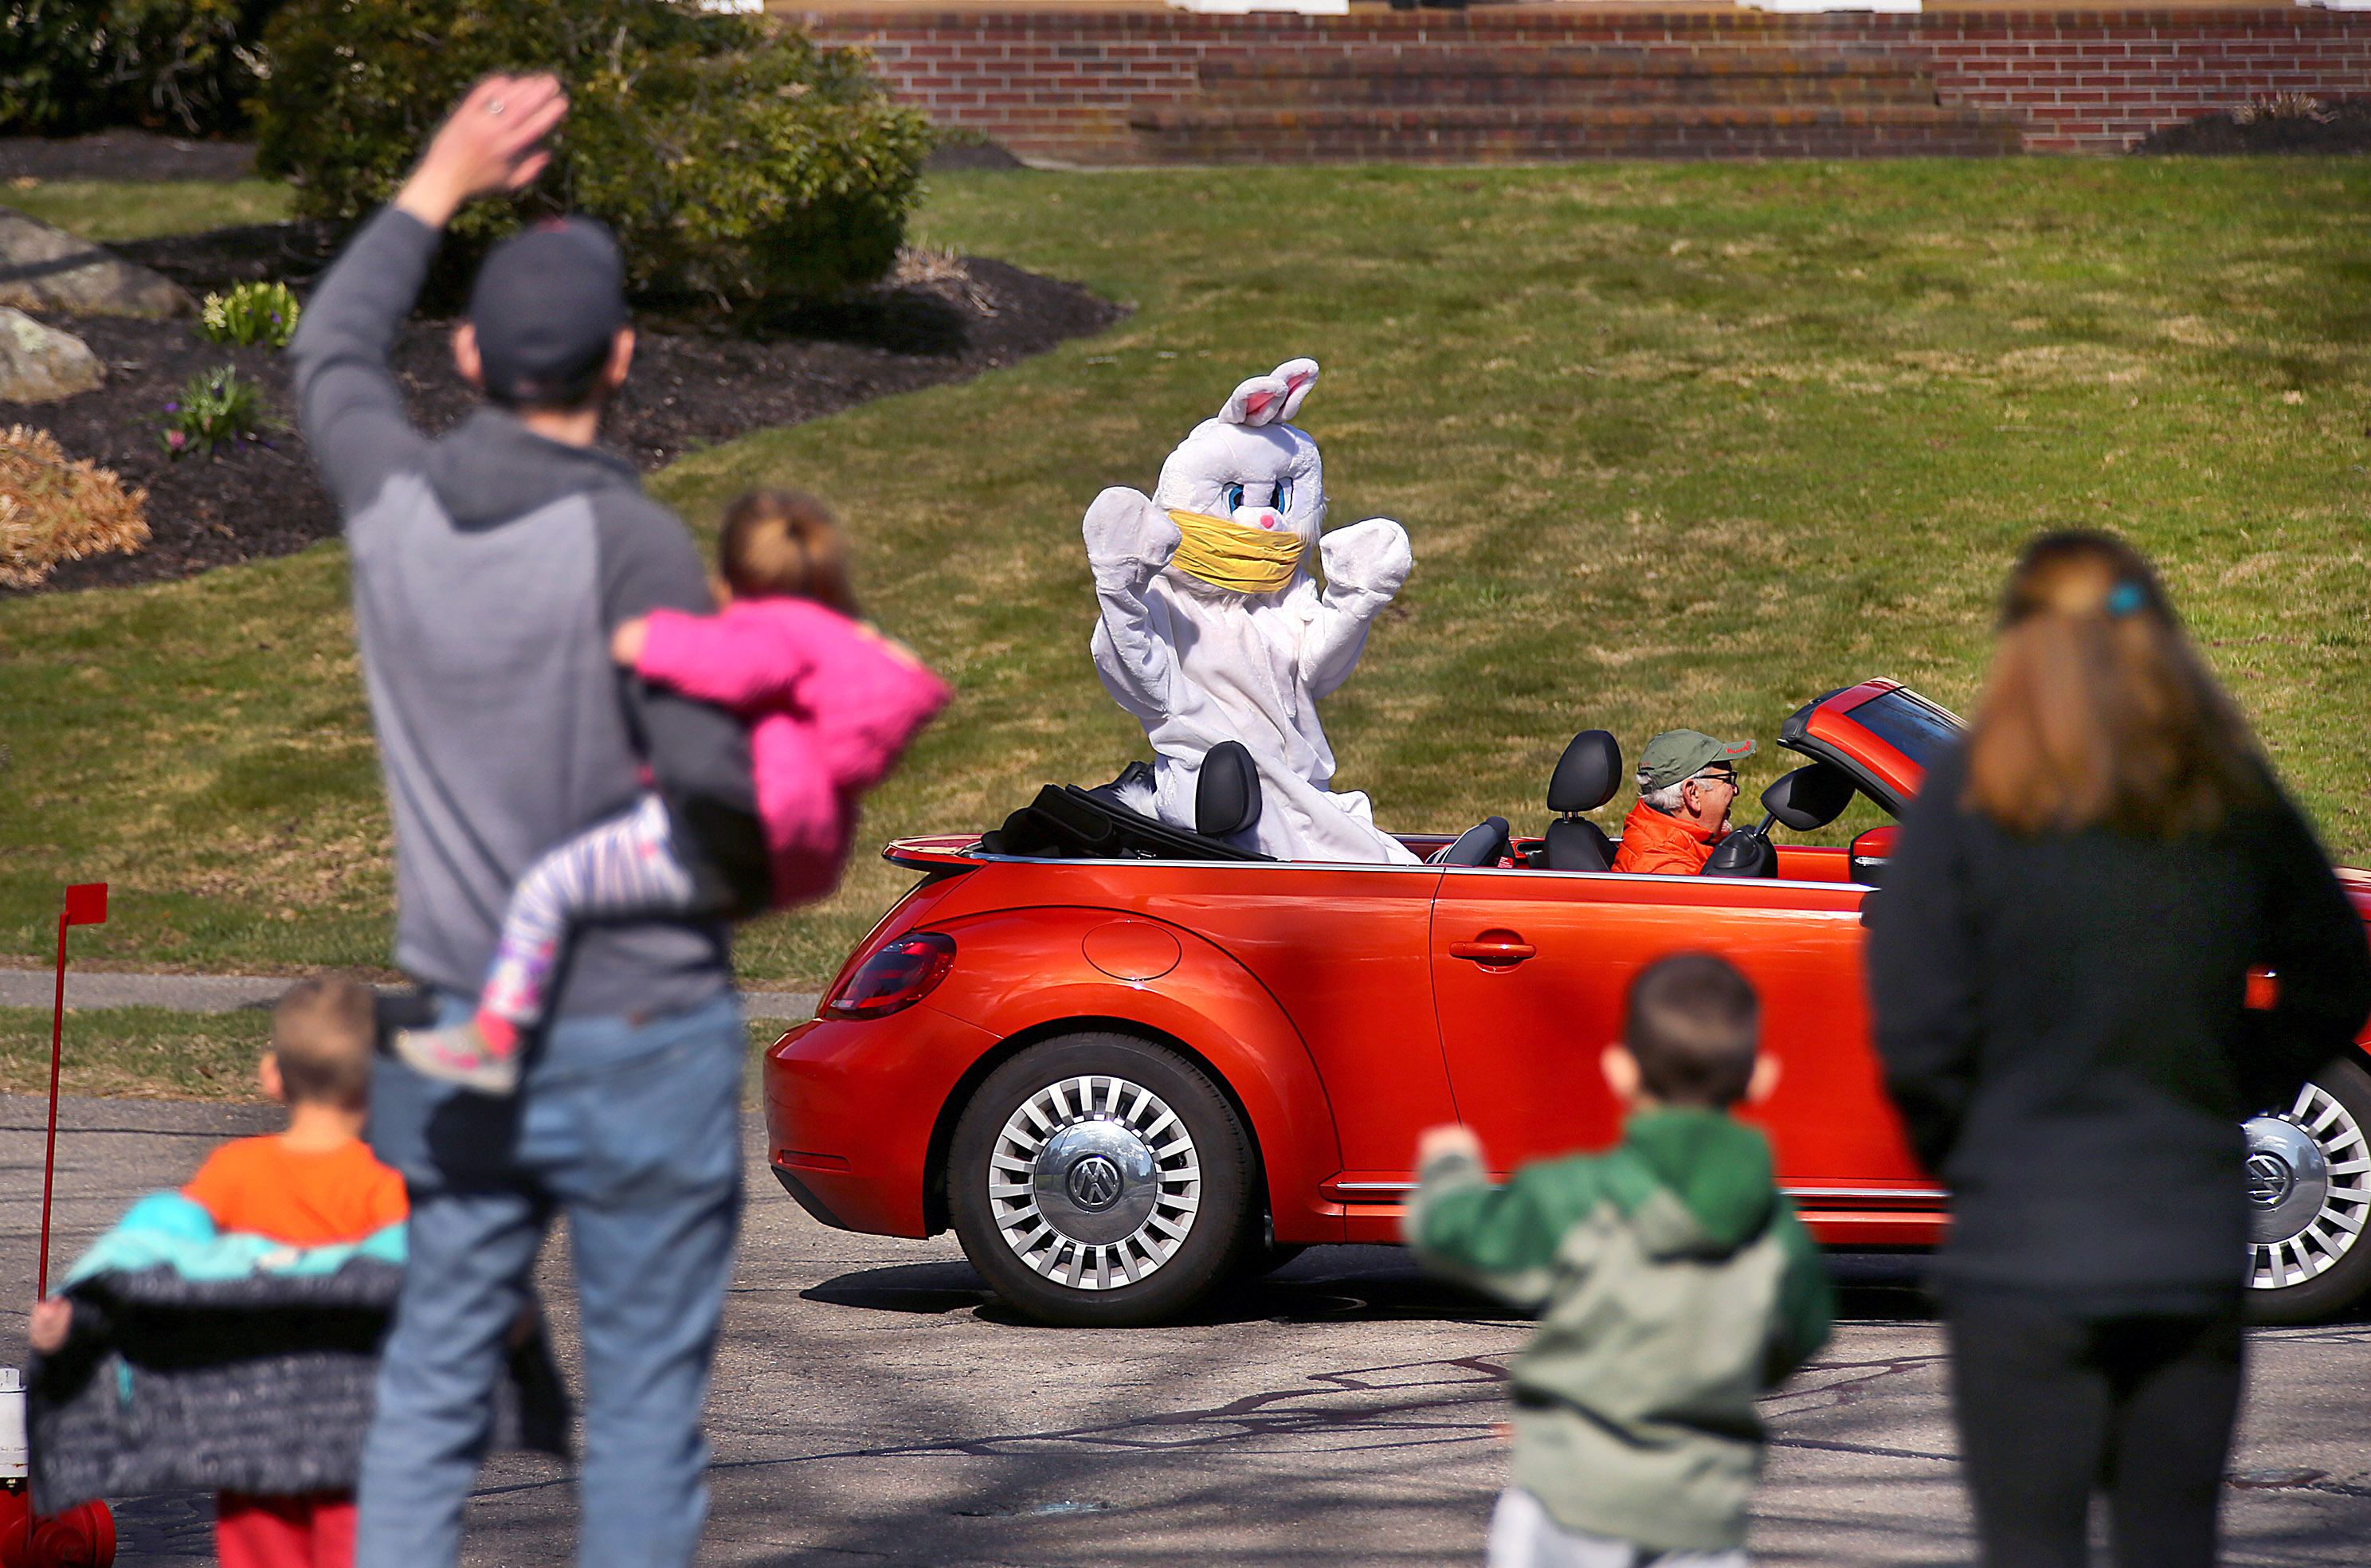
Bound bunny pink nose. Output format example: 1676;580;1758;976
1233;505;1283;531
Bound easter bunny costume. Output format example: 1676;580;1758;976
1085;359;1418;864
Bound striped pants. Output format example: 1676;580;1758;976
481;794;699;1026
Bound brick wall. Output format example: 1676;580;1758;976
778;6;2371;160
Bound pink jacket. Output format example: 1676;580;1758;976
637;599;951;906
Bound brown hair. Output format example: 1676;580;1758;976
270;976;378;1110
717;489;859;615
1623;951;1760;1108
1963;531;2265;839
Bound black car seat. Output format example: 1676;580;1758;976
1195;740;1264;840
1542;730;1622;872
1434;815;1513;868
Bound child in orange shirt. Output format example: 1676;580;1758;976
33;976;403;1568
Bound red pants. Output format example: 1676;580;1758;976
216;1492;356;1568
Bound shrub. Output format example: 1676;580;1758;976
198;280;303;348
0;427;151;589
160;366;274;457
253;0;934;305
0;0;285;136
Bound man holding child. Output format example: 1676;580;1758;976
288;76;766;1568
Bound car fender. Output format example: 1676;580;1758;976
918;907;1350;1245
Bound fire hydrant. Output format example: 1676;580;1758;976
0;1369;113;1568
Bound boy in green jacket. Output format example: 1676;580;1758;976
1407;951;1832;1567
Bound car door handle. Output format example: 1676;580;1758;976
1450;939;1536;963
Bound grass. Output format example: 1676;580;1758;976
0;1006;792;1103
6;159;2371;997
3;178;294;243
0;1005;272;1100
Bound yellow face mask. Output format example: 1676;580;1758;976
1168;508;1303;594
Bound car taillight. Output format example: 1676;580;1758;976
825;931;956;1020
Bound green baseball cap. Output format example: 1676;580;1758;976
1638;730;1758;793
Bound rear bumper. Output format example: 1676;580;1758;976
761;1005;1000;1239
771;1162;855;1233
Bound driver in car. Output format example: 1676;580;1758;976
1610;731;1758;876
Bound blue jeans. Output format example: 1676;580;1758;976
357;987;745;1568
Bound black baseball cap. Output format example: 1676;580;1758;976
468;217;629;406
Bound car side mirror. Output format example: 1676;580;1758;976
1762;763;1856;833
1850;824;1898;886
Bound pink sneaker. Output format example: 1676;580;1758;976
394;1020;521;1096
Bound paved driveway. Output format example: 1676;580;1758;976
4;1095;2365;1566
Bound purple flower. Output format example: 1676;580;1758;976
164;401;179;412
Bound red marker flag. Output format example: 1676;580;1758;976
41;884;108;1299
62;884;107;927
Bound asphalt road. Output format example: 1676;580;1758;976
4;1095;2365;1566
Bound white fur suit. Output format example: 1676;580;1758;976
1085;359;1418;864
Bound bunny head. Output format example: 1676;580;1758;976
1150;358;1325;551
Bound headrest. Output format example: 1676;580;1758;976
1762;762;1857;833
1436;816;1511;868
1195;740;1264;839
1546;730;1622;815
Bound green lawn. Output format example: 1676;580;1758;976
6;159;2369;998
0;1005;272;1100
4;178;294;242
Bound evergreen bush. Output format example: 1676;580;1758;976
253;0;934;305
1;0;284;136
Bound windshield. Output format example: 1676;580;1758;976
1847;688;1964;770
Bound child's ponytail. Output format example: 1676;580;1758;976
718;489;860;617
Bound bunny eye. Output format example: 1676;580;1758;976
1273;480;1293;514
1222;483;1245;512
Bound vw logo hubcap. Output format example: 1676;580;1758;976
1067;1154;1124;1212
2247;1151;2295;1209
2241;1112;2333;1248
986;1073;1205;1292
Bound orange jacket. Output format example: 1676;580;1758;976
1610;798;1726;876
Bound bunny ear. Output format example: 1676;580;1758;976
1272;358;1319;422
1221;374;1293;427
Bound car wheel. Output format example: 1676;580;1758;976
2245;1054;2371;1325
950;1033;1256;1326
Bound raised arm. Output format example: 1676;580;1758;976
1300;517;1412;700
1403;1127;1605;1312
289;75;567;518
1085;487;1187;724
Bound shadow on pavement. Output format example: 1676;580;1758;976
803;1246;1944;1328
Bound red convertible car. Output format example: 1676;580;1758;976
762;680;2371;1326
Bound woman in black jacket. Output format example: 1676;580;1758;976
1867;531;2371;1568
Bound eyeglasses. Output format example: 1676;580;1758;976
1690;770;1739;790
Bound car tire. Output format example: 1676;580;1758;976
949;1033;1257;1326
2246;1054;2371;1325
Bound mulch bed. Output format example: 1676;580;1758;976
0;129;257;183
2;135;1109;597
2134;97;2371;155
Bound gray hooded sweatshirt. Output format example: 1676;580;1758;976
290;208;764;1020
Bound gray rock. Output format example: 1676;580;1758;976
0;206;193;319
0;307;102;403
